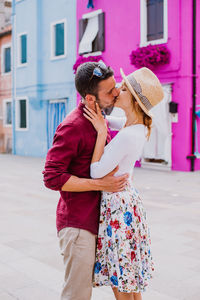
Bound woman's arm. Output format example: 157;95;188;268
83;104;108;163
90;131;129;178
91;131;107;163
83;104;132;179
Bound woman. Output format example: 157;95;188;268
83;67;164;300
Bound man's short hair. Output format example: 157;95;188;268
75;61;114;99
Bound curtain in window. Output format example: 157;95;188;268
5;47;11;73
147;0;164;41
21;35;27;64
55;23;64;56
47;101;67;149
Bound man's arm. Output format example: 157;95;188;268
43;123;128;193
61;167;129;193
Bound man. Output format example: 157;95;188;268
43;61;128;300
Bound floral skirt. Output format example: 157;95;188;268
93;184;154;293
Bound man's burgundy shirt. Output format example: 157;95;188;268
43;102;111;235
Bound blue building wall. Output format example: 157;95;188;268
12;0;77;157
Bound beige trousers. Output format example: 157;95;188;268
58;227;96;300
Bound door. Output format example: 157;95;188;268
47;99;67;149
141;84;172;170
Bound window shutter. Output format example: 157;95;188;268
147;0;163;41
93;12;105;52
20;100;26;128
21;35;27;64
79;18;88;43
55;23;64;56
156;0;164;40
5;47;11;73
6;102;12;125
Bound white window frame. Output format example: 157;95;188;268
17;32;28;67
140;0;168;47
3;98;12;127
1;43;12;75
79;9;103;57
50;19;67;60
15;97;29;131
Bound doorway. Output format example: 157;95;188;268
47;99;67;149
141;84;172;170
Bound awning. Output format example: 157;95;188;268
78;15;98;54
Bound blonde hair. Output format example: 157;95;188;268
132;95;152;140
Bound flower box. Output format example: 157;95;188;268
130;44;170;70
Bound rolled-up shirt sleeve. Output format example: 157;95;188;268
90;130;131;179
43;124;81;191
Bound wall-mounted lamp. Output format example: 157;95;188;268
169;101;178;123
169;101;178;114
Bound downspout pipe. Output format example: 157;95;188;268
187;0;196;171
191;0;197;171
12;0;16;155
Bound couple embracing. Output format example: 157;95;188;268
43;61;164;300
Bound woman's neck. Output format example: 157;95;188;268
124;108;144;127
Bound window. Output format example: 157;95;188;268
3;99;12;127
18;33;27;66
15;98;28;130
1;44;11;74
5;0;12;7
140;0;168;46
79;9;105;56
51;19;67;59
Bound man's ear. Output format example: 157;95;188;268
85;94;96;108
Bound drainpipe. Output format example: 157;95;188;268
12;0;16;154
187;0;196;171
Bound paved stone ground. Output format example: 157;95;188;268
0;154;200;300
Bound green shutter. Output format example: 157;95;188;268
5;47;11;73
55;23;65;56
21;35;27;64
20;100;27;128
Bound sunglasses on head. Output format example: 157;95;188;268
89;61;108;81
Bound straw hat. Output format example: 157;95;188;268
120;67;164;118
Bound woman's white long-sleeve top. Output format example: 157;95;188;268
90;124;147;179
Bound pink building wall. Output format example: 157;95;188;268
76;0;200;171
195;0;200;170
